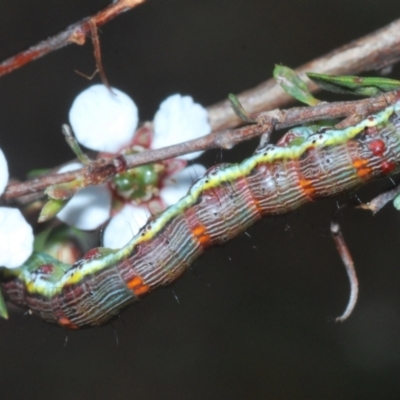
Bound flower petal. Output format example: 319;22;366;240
69;84;139;153
0;208;33;269
0;148;9;195
58;161;83;173
57;185;112;230
160;164;206;206
153;94;210;160
103;204;150;249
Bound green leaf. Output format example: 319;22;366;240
0;289;8;320
45;179;84;200
228;93;256;123
38;199;67;222
62;124;91;165
273;65;320;106
307;73;400;96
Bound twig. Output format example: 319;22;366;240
4;90;398;200
2;9;400;201
89;19;110;90
358;183;400;214
1;6;399;131
330;215;359;322
207;18;400;131
0;0;146;78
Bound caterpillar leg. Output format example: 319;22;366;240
330;205;359;322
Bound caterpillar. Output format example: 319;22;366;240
1;96;400;329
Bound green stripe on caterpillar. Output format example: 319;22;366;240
2;96;400;329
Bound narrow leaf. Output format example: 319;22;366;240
0;289;8;320
274;65;320;106
62;124;91;165
39;199;67;222
307;73;400;96
228;94;256;123
45;179;84;200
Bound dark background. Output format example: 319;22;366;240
1;1;400;399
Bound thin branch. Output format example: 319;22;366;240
2;10;400;202
331;216;359;322
4;90;399;201
358;183;400;214
0;0;146;78
207;18;400;131
89;19;110;89
1;7;399;129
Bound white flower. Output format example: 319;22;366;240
0;208;34;269
69;84;139;153
0;148;8;195
60;85;210;247
153;94;210;160
56;163;112;230
102;204;150;250
57;185;112;231
159;163;206;206
0;148;34;269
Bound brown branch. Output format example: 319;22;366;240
207;18;400;132
0;0;146;78
4;90;398;201
2;10;400;202
358;183;400;214
89;19;110;89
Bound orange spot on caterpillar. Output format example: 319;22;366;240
192;225;205;237
352;159;372;178
198;234;211;246
58;317;79;329
192;224;211;246
133;285;150;296
253;199;264;215
127;276;142;289
127;276;150;296
299;178;315;197
357;168;371;178
352;159;367;168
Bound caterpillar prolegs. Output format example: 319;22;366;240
2;98;400;329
